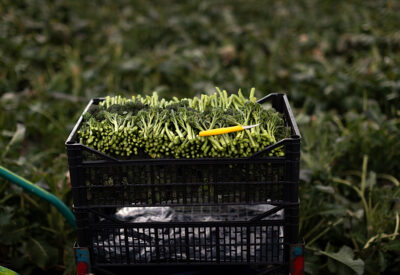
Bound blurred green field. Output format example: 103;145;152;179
0;0;399;274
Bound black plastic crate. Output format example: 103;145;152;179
66;93;300;273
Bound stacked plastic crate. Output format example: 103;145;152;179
66;93;301;275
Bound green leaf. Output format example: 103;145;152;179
0;226;26;245
327;256;337;273
379;250;387;272
26;238;48;269
26;238;58;270
63;245;77;275
318;208;347;216
304;252;322;274
348;209;364;220
365;171;377;189
318;246;364;275
315;185;335;194
385;239;400;252
2;123;26;158
0;266;19;275
0;207;27;245
0;206;14;226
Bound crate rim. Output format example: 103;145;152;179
65;93;300;163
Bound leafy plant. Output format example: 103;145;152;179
300;112;400;274
1;0;399;274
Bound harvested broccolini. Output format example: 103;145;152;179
77;88;290;158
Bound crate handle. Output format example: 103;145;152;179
80;144;121;162
248;205;284;223
256;92;281;104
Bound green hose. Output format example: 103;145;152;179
0;165;76;230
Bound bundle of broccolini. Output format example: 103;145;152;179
77;88;290;158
